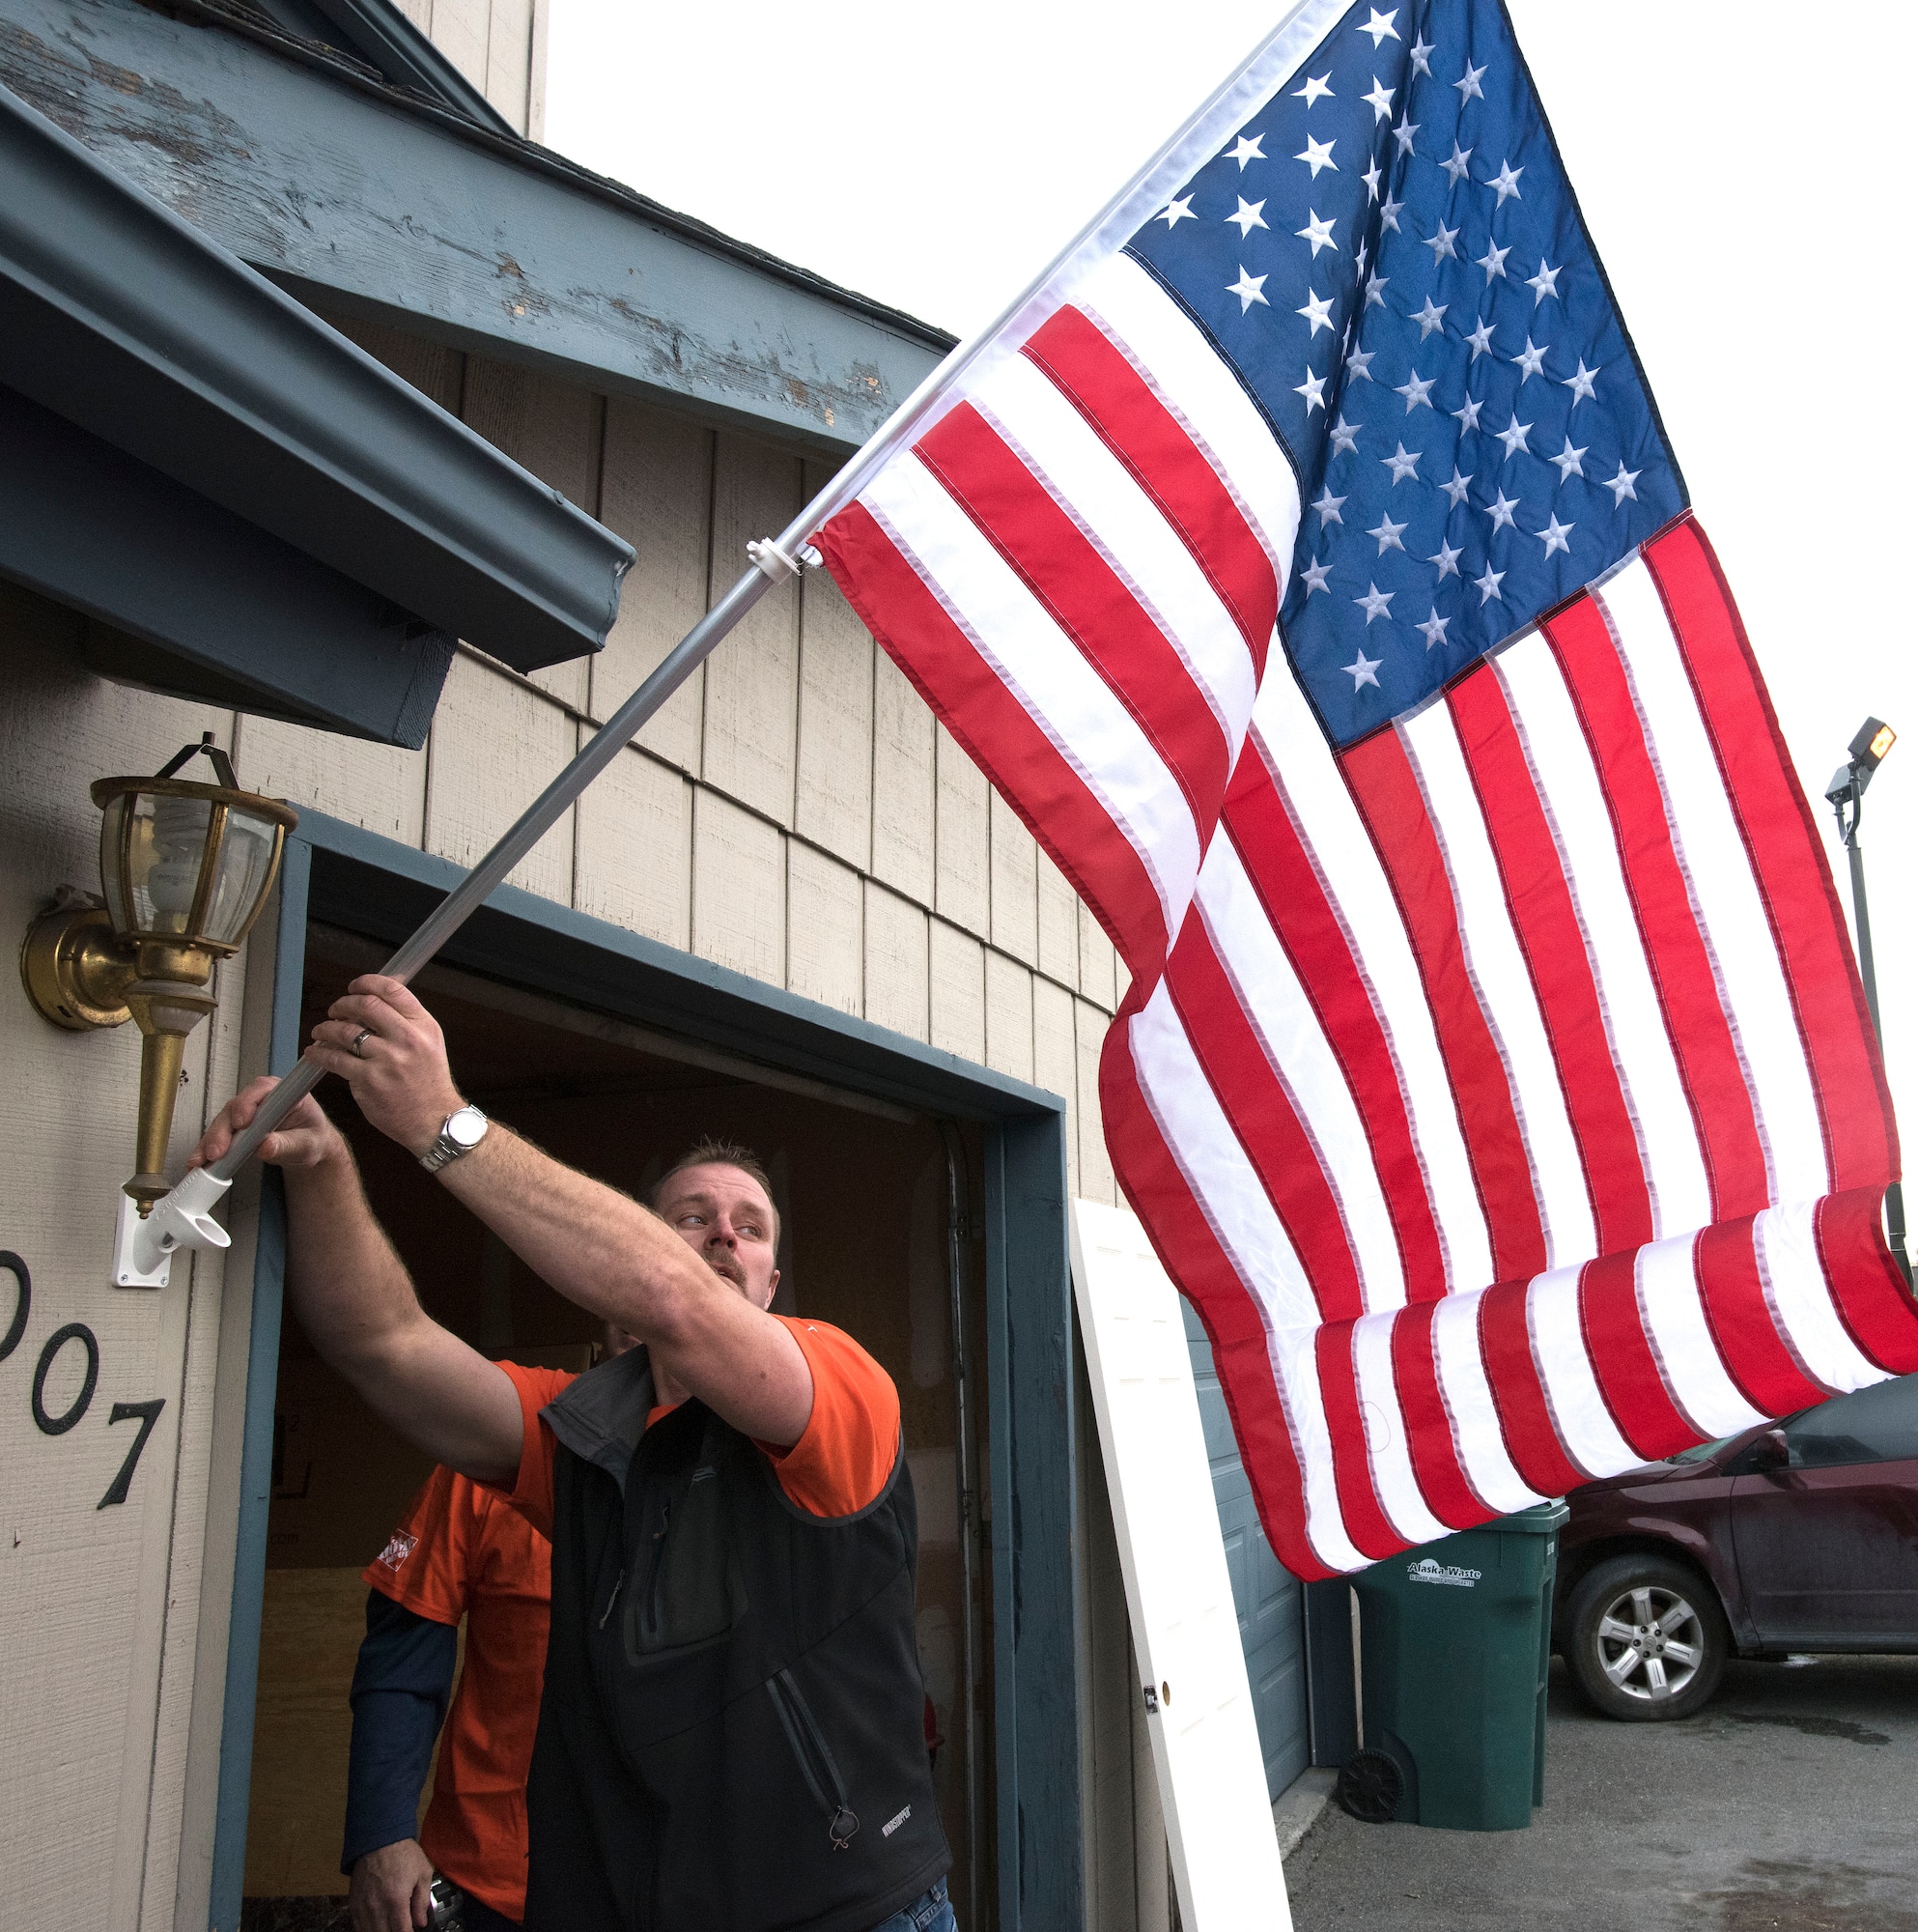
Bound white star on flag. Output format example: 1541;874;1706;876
1536;514;1575;557
1296;134;1338;177
1354;582;1395;622
1227;266;1269;313
1228;197;1269;237
1344;647;1384;689
1358;7;1399;46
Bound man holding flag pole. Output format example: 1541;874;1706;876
172;0;1918;1920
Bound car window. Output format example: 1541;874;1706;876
1783;1376;1918;1469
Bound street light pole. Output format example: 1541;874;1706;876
1824;717;1908;1286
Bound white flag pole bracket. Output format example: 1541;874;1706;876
112;1166;232;1289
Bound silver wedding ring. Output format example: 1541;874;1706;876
350;1027;373;1059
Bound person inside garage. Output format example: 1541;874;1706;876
341;1319;637;1932
193;973;953;1932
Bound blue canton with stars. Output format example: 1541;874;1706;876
1126;0;1685;749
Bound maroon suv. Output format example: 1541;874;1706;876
1554;1374;1918;1720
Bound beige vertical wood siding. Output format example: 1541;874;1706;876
406;0;547;136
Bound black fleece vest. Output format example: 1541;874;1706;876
523;1347;950;1932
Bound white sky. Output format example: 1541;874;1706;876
547;2;1918;1152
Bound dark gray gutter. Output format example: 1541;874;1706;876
0;0;957;452
0;79;632;673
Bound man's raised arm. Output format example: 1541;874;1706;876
190;1079;523;1485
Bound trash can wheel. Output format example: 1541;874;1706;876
1336;1747;1404;1825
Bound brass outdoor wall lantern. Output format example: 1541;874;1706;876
20;735;297;1216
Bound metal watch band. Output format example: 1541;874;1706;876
419;1104;488;1174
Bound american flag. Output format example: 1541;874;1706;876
815;0;1918;1575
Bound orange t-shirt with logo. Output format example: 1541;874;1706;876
497;1316;901;1542
363;1464;551;1922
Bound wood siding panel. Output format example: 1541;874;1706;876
989;790;1039;967
573;746;691;950
795;555;874;869
595;398;712;775
427;0;490;89
1078;900;1117;1013
1075;998;1115;1206
929;920;985;1065
484;0;534;131
1032;975;1079;1197
934;722;990;937
703;438;802;825
424;656;576;902
460;356;604;710
690;789;783;988
317;306;464;413
863;881;929;1042
984;951;1034;1085
871;650;935;903
235;714;426;848
786;843;862;1017
1036;845;1080;989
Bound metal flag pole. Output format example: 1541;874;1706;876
131;0;1333;1272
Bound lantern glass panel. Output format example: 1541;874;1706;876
204;807;282;947
104;791;214;939
99;793;135;934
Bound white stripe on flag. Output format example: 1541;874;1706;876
1633;1233;1767;1439
1598;563;1829;1204
1076;253;1302;584
1273;1325;1373;1576
1197;837;1408;1315
973;355;1258;749
1753;1200;1886;1396
1351;1311;1453;1546
860;457;1200;937
1250;672;1496;1296
1493;636;1713;1241
1526;1265;1636;1475
1429;1293;1545;1515
1398;705;1599;1270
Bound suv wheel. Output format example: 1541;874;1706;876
1565;1552;1728;1721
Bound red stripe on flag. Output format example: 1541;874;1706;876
1449;667;1653;1255
1477;1280;1588;1494
819;502;1170;978
1692;1216;1833;1412
1813;1189;1918;1374
1643;521;1900;1194
1312;1323;1403;1562
1389;1301;1490;1528
1225;751;1450;1303
1541;596;1770;1217
1021;306;1276;676
1165;928;1368;1323
913;403;1230;834
1099;1027;1337;1579
1577;1250;1697;1459
1343;726;1547;1282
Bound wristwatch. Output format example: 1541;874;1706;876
420;1103;489;1173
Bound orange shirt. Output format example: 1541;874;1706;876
363;1465;550;1922
499;1316;900;1541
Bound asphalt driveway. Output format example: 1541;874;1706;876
1285;1654;1918;1932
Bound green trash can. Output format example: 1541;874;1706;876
1337;1501;1567;1831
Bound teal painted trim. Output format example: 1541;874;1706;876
984;1114;1082;1930
207;812;1080;1921
209;835;310;1930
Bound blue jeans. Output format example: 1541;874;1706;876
871;1876;955;1932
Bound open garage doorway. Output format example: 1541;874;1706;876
240;920;996;1927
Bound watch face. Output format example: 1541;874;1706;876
448;1106;487;1148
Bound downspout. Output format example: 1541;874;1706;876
937;1121;981;1932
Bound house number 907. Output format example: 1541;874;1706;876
1;1253;168;1510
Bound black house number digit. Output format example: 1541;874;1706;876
98;1400;167;1509
4;1252;168;1509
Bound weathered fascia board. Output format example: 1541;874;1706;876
0;74;631;676
0;383;456;748
0;0;956;455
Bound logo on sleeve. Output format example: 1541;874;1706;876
376;1530;418;1571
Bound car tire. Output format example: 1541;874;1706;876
1565;1551;1728;1722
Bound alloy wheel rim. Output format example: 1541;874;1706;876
1594;1582;1705;1701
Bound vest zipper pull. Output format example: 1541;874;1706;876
598;1567;625;1629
